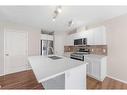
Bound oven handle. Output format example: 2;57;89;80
70;57;84;61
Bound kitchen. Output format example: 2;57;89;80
37;25;107;89
0;6;127;89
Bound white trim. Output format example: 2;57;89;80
107;75;127;84
0;68;32;77
4;29;29;75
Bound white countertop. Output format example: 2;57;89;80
28;55;86;83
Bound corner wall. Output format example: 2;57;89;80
87;13;127;83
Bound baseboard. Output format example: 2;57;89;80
107;75;127;84
0;68;32;77
0;73;5;77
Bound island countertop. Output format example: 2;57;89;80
28;55;86;83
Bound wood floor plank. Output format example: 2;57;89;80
87;76;127;89
0;70;127;89
0;70;44;89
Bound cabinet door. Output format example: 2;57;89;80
93;26;106;45
86;29;94;45
54;35;64;56
85;57;92;75
86;26;106;45
64;34;73;45
47;35;53;41
91;59;100;80
69;34;74;45
86;62;92;75
73;32;79;39
40;34;48;40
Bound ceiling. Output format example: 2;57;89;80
0;6;127;33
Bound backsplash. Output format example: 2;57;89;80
64;45;107;55
64;46;75;52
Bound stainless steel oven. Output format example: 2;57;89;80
70;53;84;61
70;48;90;61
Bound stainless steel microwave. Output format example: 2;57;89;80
74;39;82;45
74;38;87;45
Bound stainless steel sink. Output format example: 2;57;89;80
48;56;62;60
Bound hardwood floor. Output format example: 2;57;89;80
87;76;127;89
0;70;44;89
0;70;127;89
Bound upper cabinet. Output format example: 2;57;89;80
92;26;106;45
64;33;74;45
40;34;53;41
86;26;106;45
64;26;106;46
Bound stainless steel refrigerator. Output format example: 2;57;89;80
40;40;54;56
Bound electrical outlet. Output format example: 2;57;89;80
103;49;106;53
68;47;70;51
0;85;2;88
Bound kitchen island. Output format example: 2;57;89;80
28;55;87;89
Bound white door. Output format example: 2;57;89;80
4;30;28;75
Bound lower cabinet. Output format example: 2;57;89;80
86;56;107;81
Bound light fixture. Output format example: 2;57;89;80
68;20;74;27
52;17;56;21
57;6;62;13
52;6;62;21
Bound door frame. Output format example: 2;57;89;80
4;28;28;75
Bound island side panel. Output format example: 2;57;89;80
65;64;86;89
42;74;65;89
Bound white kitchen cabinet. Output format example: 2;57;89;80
64;26;106;46
64;31;87;46
91;59;100;79
40;34;53;41
85;26;106;45
86;58;92;75
92;26;106;45
54;35;64;56
86;55;107;81
85;29;94;45
64;34;74;45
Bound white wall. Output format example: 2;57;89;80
2;22;41;56
87;13;127;83
0;22;41;76
54;34;65;56
105;14;127;82
0;24;4;76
